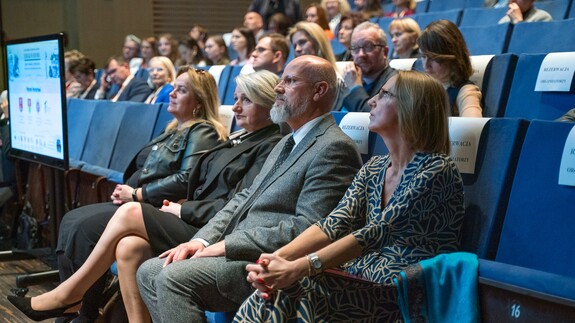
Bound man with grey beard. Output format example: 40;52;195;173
136;55;363;322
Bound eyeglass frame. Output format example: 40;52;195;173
349;42;385;54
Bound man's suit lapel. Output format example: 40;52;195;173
252;114;336;197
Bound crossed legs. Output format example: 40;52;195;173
29;202;153;322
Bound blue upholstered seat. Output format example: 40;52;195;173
413;9;463;29
426;0;484;13
459;7;508;27
507;18;575;54
459;118;528;259
504;52;575;120
477;120;575;321
459;23;511;55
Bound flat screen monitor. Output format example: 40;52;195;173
4;33;68;170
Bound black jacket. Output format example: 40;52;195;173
125;122;220;206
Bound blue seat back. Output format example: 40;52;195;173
152;103;173;138
507;18;575;54
504;53;575;120
222;66;243;105
67;98;97;161
482;53;518;117
414;9;462;29
460;23;511;55
80;101;127;168
495;120;575;277
459;118;529;259
427;0;483;12
459;7;508;26
570;0;575;18
536;0;570;20
108;102;159;172
416;0;430;13
330;38;346;56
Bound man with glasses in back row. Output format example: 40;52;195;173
341;21;396;112
251;33;290;76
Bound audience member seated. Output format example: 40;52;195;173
95;55;152;102
289;22;347;109
188;24;208;51
135;56;363;322
145;56;176;104
236;70;464;322
353;0;384;19
498;0;552;24
557;108;575;122
389;17;421;59
157;33;182;67
248;0;302;27
335;12;368;61
385;0;416;18
64;50;84;98
133;36;159;80
69;56;99;100
418;20;483;117
179;38;208;67
321;0;351;34
244;11;265;41
230;27;257;66
15;68;227;323
251;33;290;75
266;12;292;36
204;35;230;65
122;34;141;63
305;3;335;40
341;21;397;112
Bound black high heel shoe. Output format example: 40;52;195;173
7;295;81;321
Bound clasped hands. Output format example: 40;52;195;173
507;3;524;23
111;184;135;205
245;254;307;300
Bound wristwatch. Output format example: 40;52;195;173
132;188;139;202
307;253;323;276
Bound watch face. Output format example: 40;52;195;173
313;261;322;269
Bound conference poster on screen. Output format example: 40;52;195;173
7;39;64;160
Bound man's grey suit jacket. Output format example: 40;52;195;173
192;113;363;303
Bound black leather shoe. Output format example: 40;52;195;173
7;295;81;321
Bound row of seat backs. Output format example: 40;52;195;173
381;0;574;24
478;119;575;321
394;51;575;120
372;6;575;57
67;99;172;180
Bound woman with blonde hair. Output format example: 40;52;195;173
145;56;176;104
385;0;416;18
236;70;464;321
389;17;421;59
8;68;227;322
418;20;483;117
321;0;351;33
289;21;336;66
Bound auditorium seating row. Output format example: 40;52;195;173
333;114;575;321
369;14;575;56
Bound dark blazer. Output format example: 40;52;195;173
125;122;220;206
193;114;363;304
115;77;153;102
179;124;282;228
342;66;397;112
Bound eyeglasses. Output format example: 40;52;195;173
350;42;384;54
377;89;396;100
254;47;273;53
